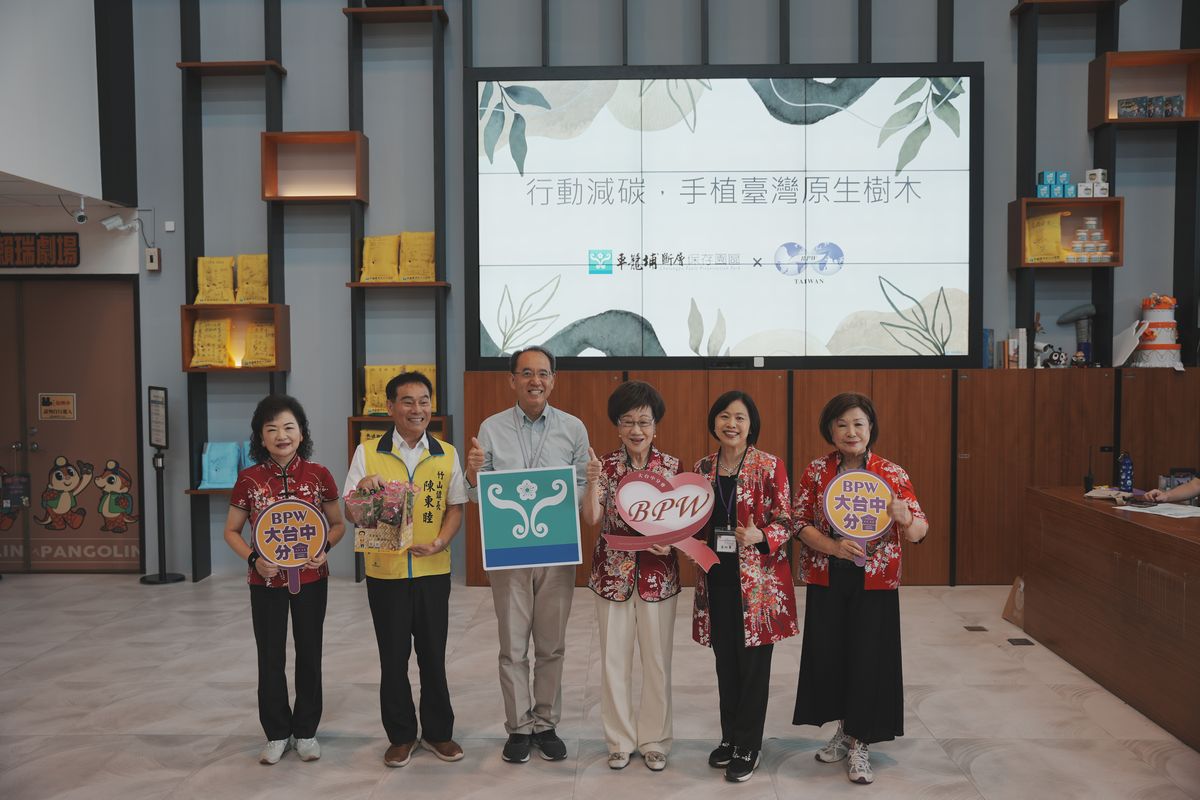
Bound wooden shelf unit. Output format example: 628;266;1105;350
176;60;286;77
345;280;450;289
180;303;291;372
1009;0;1114;16
343;5;448;24
1007;197;1124;269
261;131;369;203
1088;49;1200;130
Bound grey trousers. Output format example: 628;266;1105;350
489;564;576;734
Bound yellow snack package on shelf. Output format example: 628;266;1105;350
361;235;400;282
190;318;234;367
405;363;437;412
1024;212;1068;265
398;231;435;282
360;427;388;447
236;254;270;303
195;256;236;303
363;365;405;415
241;320;276;367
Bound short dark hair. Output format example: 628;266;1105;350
386;370;433;402
607;380;666;425
707;390;761;446
249;394;314;464
509;345;556;374
818;392;879;449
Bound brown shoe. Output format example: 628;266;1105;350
384;740;418;767
422;738;464;762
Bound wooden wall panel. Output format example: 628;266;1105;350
628;371;711;587
791;371;874;477
1032;369;1116;488
955;370;1035;585
1119;368;1200;490
705;371;790;467
463;370;624;586
871;370;952;585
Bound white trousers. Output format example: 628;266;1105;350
594;592;677;755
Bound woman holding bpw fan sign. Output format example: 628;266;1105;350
791;392;928;785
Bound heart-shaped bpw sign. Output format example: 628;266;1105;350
605;471;720;572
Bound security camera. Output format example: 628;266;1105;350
99;214;125;231
73;197;87;225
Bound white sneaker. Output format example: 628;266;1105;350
259;738;291;765
295;736;321;762
847;742;873;784
815;722;850;763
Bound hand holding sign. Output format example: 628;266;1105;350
822;469;893;567
608;471;720;571
253;498;330;594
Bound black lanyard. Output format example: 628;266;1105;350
714;449;747;525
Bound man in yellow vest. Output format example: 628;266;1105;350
343;371;467;768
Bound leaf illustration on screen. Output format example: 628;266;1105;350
687;299;730;358
708;310;726;357
877;277;951;355
497;276;561;352
640;78;711;132
479;83;554;176
875;76;965;175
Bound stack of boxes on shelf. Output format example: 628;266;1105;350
1117;94;1185;120
1075;168;1110;198
190;255;276;368
1065;213;1114;265
1036;169;1076;198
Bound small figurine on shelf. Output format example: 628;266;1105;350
1070;350;1088;368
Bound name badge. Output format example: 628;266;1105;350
715;526;737;553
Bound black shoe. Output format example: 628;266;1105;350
531;728;568;761
724;747;760;782
502;733;531;763
708;740;734;768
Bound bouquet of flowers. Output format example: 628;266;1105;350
348;480;415;553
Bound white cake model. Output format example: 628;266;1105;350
1128;293;1182;367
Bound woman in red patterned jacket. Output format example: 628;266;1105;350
693;390;797;784
581;380;680;773
792;392;928;786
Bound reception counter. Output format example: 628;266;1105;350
1024;487;1200;750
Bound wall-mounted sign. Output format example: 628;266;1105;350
148;386;168;449
0;233;80;268
38;393;77;421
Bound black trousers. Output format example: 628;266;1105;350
249;578;328;741
792;563;904;745
708;582;774;751
367;573;454;744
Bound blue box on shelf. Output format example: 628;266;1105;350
1036;185;1051;198
1037;170;1057;186
1064;183;1077;198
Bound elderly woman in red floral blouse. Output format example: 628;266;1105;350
792;392;928;786
581;381;680;773
692;390;797;784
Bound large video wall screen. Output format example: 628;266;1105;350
475;71;974;361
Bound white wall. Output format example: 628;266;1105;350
0;207;140;275
0;0;103;199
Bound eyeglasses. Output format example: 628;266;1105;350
617;418;655;430
514;369;553;380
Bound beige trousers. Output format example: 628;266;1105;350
594;592;677;755
489;564;576;734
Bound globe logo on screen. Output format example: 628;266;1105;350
774;242;806;275
774;242;845;277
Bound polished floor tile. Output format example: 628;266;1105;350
0;575;1195;799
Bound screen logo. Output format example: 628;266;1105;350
588;249;613;274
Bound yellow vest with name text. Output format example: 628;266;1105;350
361;430;456;579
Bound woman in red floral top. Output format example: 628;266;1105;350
581;381;680;772
791;392;927;786
223;395;345;766
692;390;797;784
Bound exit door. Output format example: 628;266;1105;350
0;279;142;573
